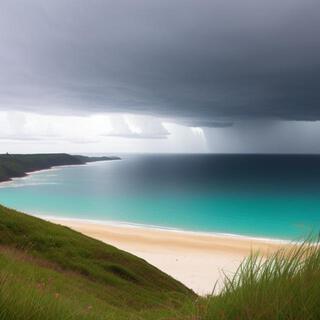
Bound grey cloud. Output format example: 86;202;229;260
173;119;234;128
0;0;319;123
204;120;320;153
103;133;169;139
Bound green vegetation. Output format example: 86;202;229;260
0;204;319;319
0;153;120;182
0;205;194;319
74;155;121;163
197;238;320;320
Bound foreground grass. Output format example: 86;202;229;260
0;205;194;320
0;249;197;320
199;238;320;320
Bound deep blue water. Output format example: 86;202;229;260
1;154;320;240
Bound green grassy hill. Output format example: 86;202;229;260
0;205;194;320
0;153;120;182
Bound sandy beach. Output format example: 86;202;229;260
47;218;288;295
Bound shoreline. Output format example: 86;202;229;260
45;215;289;295
0;160;114;187
0;154;120;184
0;165;74;187
40;214;291;245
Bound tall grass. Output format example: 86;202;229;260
199;239;320;320
3;240;320;320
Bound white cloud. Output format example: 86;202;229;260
3;111;320;154
102;114;170;139
0;111;212;153
0;111;171;143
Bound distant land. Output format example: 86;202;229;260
0;153;120;183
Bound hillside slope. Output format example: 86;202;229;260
0;205;194;320
0;153;120;182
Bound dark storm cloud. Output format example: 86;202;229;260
0;0;320;124
175;120;234;128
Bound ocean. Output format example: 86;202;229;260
1;154;320;240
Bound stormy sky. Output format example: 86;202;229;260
0;0;320;153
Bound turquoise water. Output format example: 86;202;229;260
1;154;320;240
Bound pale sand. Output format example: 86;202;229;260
47;218;288;295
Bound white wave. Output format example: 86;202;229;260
0;182;59;188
